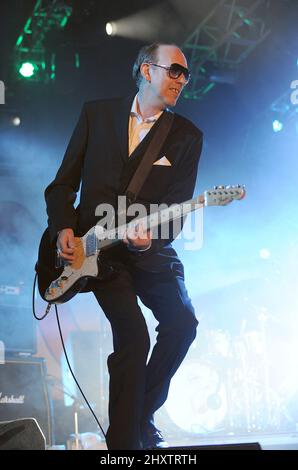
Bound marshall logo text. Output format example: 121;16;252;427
0;392;25;404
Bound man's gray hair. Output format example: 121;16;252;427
132;43;160;89
132;42;179;89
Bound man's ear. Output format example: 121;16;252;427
140;63;151;83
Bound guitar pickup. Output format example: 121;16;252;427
55;253;70;269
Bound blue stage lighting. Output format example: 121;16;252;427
272;120;283;132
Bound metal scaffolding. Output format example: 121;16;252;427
14;0;72;83
182;0;271;100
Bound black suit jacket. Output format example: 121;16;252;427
45;95;203;271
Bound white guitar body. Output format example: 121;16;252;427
45;227;102;303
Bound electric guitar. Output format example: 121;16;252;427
36;185;245;304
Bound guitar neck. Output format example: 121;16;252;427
97;194;205;250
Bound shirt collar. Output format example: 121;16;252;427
130;94;163;123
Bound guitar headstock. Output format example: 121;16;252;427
203;185;246;206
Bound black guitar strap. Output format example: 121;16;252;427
125;110;174;205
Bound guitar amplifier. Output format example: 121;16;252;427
0;357;54;445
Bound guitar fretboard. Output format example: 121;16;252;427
96;195;204;251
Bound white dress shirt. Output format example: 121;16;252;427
128;95;163;156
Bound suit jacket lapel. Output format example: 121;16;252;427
128;109;170;163
114;96;173;164
114;95;134;162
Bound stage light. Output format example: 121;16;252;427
12;117;21;127
106;22;117;36
259;248;271;259
272;119;283;132
19;62;36;78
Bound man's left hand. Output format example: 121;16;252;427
123;223;152;252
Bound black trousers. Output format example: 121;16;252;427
93;261;198;450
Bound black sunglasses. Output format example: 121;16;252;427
148;63;190;83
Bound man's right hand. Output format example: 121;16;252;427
57;228;75;262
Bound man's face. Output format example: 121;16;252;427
146;45;189;108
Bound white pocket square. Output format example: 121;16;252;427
153;156;172;166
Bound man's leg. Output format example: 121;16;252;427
132;262;198;443
93;266;150;450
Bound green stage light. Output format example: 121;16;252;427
19;62;36;78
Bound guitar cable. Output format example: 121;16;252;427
32;273;107;441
